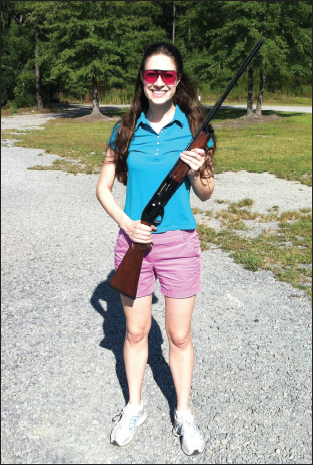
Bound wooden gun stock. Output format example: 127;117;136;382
109;223;152;299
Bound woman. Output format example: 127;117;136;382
96;41;215;456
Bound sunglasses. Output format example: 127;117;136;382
142;69;178;85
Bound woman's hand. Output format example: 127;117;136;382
124;219;157;243
180;148;205;175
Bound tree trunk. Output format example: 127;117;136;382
1;10;3;49
6;10;12;49
19;14;23;37
91;75;101;115
246;64;254;117
172;3;175;45
35;25;44;110
255;69;266;116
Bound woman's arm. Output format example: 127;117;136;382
96;147;156;242
96;147;130;230
180;148;215;201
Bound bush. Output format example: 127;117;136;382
1;66;16;106
295;85;312;98
13;69;37;108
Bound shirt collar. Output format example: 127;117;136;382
135;105;186;131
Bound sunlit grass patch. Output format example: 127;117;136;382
231;198;254;208
225;220;247;231
213;112;312;186
2;111;311;184
215;199;258;223
191;207;203;214
1;104;62;117
280;210;302;221
214;199;228;204
1;130;28;138
258;213;279;222
196;224;217;250
230;208;259;220
267;205;279;212
197;208;312;298
2;118;116;175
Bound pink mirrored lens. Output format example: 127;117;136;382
144;71;159;83
143;70;177;85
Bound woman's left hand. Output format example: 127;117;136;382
179;148;205;175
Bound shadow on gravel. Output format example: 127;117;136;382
52;104;128;120
90;270;177;422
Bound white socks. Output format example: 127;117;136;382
175;408;191;418
126;400;143;411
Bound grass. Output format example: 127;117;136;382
211;111;312;186
202;96;312;106
2;117;116;175
231;198;254;208
1;108;311;183
196;202;312;299
1;104;62;117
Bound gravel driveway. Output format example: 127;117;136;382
1;113;312;464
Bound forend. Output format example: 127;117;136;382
203;124;214;138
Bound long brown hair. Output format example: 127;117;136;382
110;41;216;186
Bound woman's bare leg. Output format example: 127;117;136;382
165;295;196;411
121;294;152;406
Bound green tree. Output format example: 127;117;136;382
1;1;19;105
187;1;283;116
46;1;166;115
2;0;310;110
1;1;37;107
21;1;61;109
1;1;61;109
174;1;312;115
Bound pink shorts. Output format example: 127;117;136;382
114;228;202;299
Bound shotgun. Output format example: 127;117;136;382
110;38;265;299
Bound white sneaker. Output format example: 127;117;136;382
173;409;205;455
110;401;147;446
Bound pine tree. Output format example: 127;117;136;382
46;1;166;115
175;1;312;116
17;1;59;109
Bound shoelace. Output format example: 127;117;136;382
112;410;127;424
112;408;141;426
174;413;198;437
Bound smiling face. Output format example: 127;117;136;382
141;54;180;107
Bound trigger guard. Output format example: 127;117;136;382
153;206;164;226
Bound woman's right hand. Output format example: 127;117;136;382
123;219;157;243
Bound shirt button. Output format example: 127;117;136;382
157;142;159;145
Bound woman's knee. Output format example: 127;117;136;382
126;324;151;345
167;330;191;350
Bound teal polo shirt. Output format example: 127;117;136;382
108;105;213;233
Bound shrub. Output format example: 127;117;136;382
13;69;37;108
